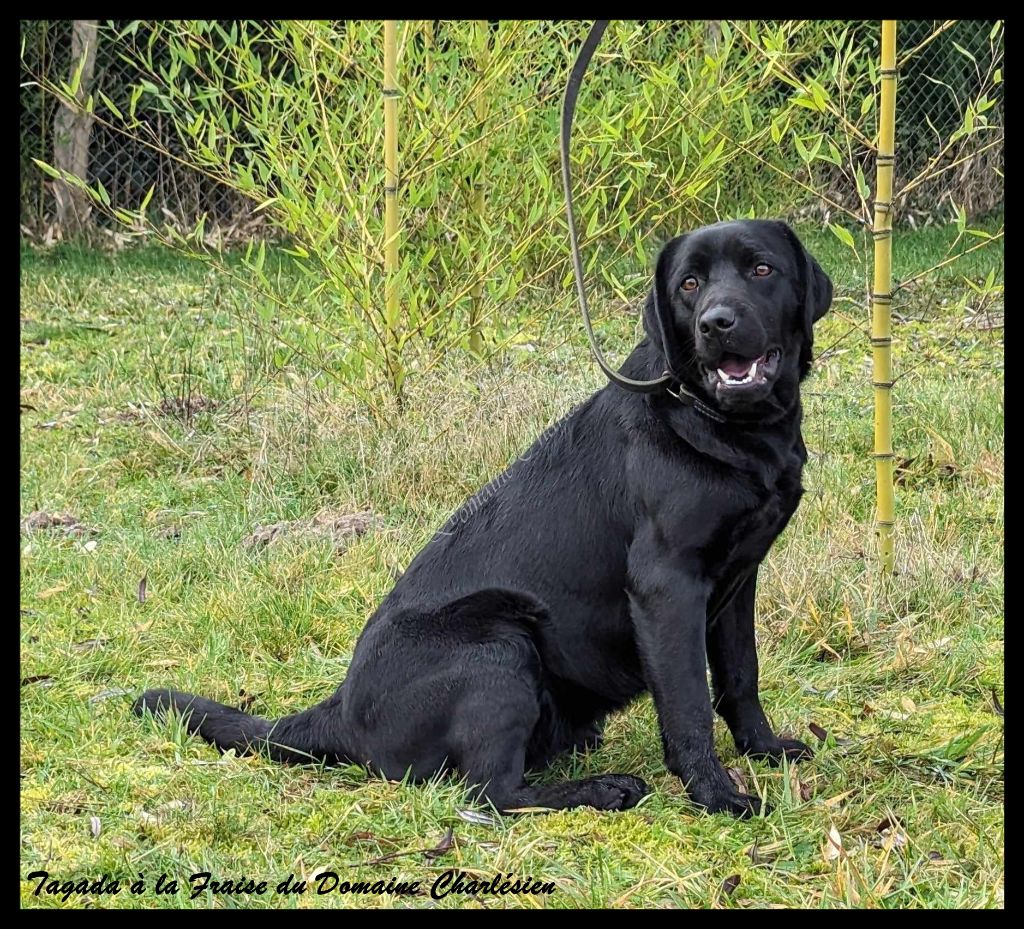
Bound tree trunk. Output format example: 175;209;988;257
52;19;98;236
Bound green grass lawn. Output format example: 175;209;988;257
21;227;1003;909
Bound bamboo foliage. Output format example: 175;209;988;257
872;20;897;573
23;21;1002;418
467;21;491;357
383;20;402;403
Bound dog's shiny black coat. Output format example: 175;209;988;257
135;219;833;817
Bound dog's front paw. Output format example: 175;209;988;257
692;788;770;819
741;737;814;766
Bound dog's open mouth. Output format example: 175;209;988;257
711;349;781;389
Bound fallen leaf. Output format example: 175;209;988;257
720;874;741;897
872;823;905;852
21;675;54;687
788;764;803;802
809;722;828;742
927;850;943;861
876;813;905;833
991;689;1003;717
926;428;957;471
893;456;918;486
82;540;98;553
138;574;147;604
457;809;497;826
156;799;191;814
822;824;843;862
424;826;455;860
343;831;377;846
72;638;109;652
962;311;1003;331
788;764;813;803
901;696;917;714
36;585;69;600
238;689;258;712
823;790;856;808
746;840;785;863
90;816;101;839
136;800;191;828
727;767;748;793
90;688;133;703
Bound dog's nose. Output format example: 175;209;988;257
698;305;737;335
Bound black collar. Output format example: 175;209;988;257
663;378;729;423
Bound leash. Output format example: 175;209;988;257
560;20;726;424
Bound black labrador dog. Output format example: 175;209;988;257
135;219;832;818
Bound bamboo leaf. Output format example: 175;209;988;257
830;223;856;252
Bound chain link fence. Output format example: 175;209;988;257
20;20;1003;243
20;19;253;240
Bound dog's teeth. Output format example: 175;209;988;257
717;362;763;386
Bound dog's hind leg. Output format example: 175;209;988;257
411;589;647;814
452;671;646;814
466;737;648;814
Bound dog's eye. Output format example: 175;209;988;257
681;276;699;292
754;263;773;277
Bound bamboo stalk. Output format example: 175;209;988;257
383;20;402;403
872;20;897;574
423;21;435;108
468;21;491;357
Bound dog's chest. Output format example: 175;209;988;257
716;461;803;570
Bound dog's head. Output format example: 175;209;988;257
643;219;833;414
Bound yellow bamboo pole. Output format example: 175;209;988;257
383;20;402;403
468;21;490;357
872;20;897;573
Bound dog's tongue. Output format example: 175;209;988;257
718;354;755;377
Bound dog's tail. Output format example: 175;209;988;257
132;688;353;765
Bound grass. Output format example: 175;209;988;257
20;224;1003;909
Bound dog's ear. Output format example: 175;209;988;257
771;221;833;372
803;249;833;330
643;234;688;377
